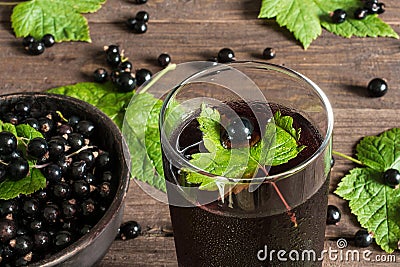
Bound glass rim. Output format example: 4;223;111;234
159;60;334;182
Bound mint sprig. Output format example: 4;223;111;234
9;0;106;42
335;128;400;253
0;121;46;200
258;0;399;49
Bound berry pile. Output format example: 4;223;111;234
0;99;116;266
94;45;153;92
22;34;55;56
331;0;386;23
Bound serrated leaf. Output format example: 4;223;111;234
258;0;399;49
123;92;166;192
48;82;133;128
335;128;400;253
10;0;103;42
15;124;43;140
0;168;46;200
66;0;106;13
335;168;400;253
356;128;400;172
0;122;17;137
185;105;305;190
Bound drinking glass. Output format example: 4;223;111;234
158;61;333;267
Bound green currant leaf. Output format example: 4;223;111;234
123;92;166;192
335;168;400;253
0;168;46;200
335;128;400;253
15;124;43;140
0;122;17;137
258;0;399;49
185;105;305;190
10;0;106;42
48;82;133;128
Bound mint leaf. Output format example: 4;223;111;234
185;105;305;190
0;168;46;200
335;128;400;253
123;92;166;192
11;0;106;42
47;82;133;128
258;0;399;49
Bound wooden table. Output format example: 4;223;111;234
1;0;400;266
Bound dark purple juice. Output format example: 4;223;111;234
162;101;330;267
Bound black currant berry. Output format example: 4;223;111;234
133;20;148;34
21;198;40;218
76;120;95;137
262;47;276;60
331;9;347;24
326;205;341;225
8;158;29;181
38;117;54;133
42;34;55;47
0;132;17;155
98;182;111;198
96;152;110;168
81;198;96;217
48;139;65;160
12;235;33;255
61;201;78;219
135;11;149;22
22;36;35;47
157;53;171;67
221;117;254;148
43;164;63;183
2;112;18;125
33;231;51;251
354;229;373;247
14;101;31;115
67;133;85;152
42;203;60;224
106;53;122;67
126;18;137;30
51;182;71;200
367;78;388;97
377;3;385;14
118;221;141;240
364;0;379;14
93;68;108;83
68;115;80;126
115;72;137;92
135;68;152;86
0;218;17;242
383;168;400;188
119;61;133;72
27;41;45;55
217;48;235;63
105;45;119;56
72;179;90;199
70;161;87;179
77;150;95;168
0;199;19;216
354;8;369;20
134;0;147;4
22;118;39;130
27;137;48;159
54;230;72;248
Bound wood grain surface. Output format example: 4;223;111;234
1;0;400;266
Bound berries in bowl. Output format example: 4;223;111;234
0;93;130;266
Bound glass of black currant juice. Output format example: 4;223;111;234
158;61;333;267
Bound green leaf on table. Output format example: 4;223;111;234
123;92;166;192
185;105;305;190
11;0;106;42
258;0;399;49
47;82;133;128
335;128;400;253
0;168;46;200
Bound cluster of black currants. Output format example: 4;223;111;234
0;100;116;266
126;11;150;34
93;45;153;92
22;34;55;56
332;0;385;24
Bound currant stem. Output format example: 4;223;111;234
66;145;94;158
332;150;363;166
0;160;8;166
